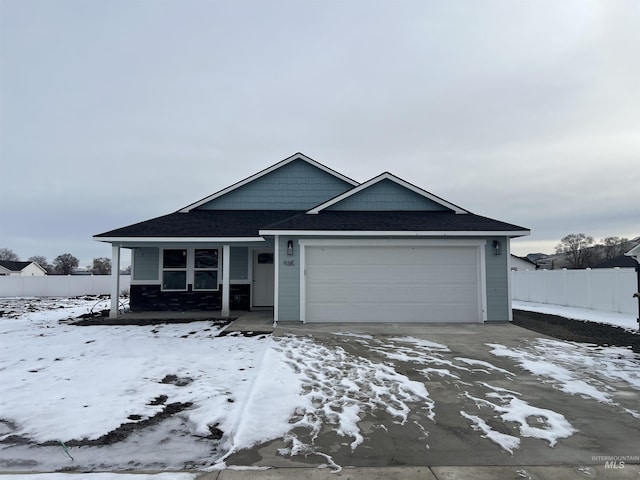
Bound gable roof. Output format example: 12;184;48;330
626;243;640;261
307;172;468;214
94;153;531;242
510;254;537;265
0;260;39;272
179;153;359;213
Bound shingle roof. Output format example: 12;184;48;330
94;210;529;239
593;254;639;269
0;261;33;272
262;211;529;233
94;210;302;238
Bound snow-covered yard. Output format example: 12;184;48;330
513;300;638;332
1;297;639;474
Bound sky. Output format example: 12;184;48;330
1;0;639;268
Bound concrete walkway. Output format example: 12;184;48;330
4;464;636;478
194;464;640;479
2;464;638;478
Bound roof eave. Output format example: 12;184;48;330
625;244;640;261
94;236;266;244
259;229;531;237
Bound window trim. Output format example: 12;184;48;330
159;248;220;292
193;248;219;292
161;249;188;291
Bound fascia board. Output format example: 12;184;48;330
94;236;266;243
298;238;488;247
306;172;468;214
32;262;48;274
259;230;531;237
625;244;640;260
179;153;359;213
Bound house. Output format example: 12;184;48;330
0;261;47;276
592;255;639;269
509;254;537;271
94;153;530;323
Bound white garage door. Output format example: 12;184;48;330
304;244;483;323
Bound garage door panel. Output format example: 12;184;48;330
307;284;478;303
307;303;477;323
308;265;477;284
308;246;477;266
305;245;482;323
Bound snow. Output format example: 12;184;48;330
513;300;638;332
460;411;520;454
463;384;576;452
0;298;276;470
270;335;433;461
488;338;640;417
1;475;195;480
0;311;269;444
0;299;436;472
2;297;638;472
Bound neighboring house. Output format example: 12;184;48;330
625;244;640;265
95;153;530;323
509;254;537;271
0;261;47;276
592;255;639;269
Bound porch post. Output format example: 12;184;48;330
273;235;279;324
110;244;121;318
221;244;231;316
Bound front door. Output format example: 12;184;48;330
252;250;274;307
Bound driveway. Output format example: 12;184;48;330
227;323;640;470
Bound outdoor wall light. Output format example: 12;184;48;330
287;240;294;256
493;240;502;256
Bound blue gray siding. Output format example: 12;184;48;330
132;247;159;281
197;159;354;210
277;237;301;321
326;179;451;211
484;236;510;321
230;247;248;280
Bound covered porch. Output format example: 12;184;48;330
107;239;277;319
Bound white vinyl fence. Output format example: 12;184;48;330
0;275;131;298
511;267;637;314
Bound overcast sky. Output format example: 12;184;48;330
1;0;638;268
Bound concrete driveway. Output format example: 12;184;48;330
226;323;640;471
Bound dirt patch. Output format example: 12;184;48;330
0;398;194;447
70;317;234;327
160;374;193;386
218;330;271;338
512;309;640;353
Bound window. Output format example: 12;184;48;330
162;249;187;290
160;248;219;291
257;253;273;264
194;249;218;291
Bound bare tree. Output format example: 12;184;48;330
53;253;79;275
0;248;20;261
555;233;595;269
28;255;53;274
91;257;112;275
600;236;631;261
